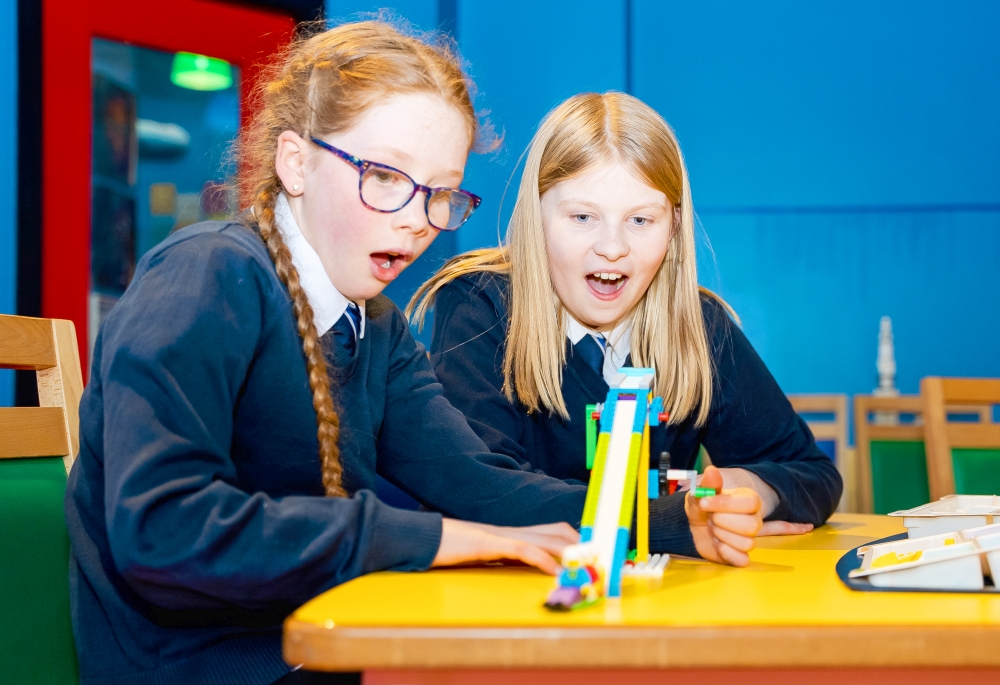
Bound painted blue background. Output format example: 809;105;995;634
326;0;1000;402
2;1;996;405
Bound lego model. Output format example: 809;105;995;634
546;368;697;611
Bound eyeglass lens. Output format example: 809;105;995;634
360;166;475;231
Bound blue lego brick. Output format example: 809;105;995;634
630;393;648;433
600;391;619;434
580;526;593;543
619;367;654;377
648;469;659;498
648;396;664;426
606;526;631;598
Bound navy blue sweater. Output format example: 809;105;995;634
65;222;589;685
430;273;843;541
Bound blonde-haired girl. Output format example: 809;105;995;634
66;21;588;685
413;92;842;565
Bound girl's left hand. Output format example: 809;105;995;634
759;521;814;536
461;521;579;558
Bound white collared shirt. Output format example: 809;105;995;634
273;193;365;338
565;312;632;385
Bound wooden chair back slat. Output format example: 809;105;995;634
854;394;926;514
868;424;924;442
936;379;1000;406
787;394;850;510
0;408;71;458
0;315;83;472
922;377;1000;500
945;423;1000;448
0;317;58;370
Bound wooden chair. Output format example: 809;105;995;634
0;314;83;684
921;377;1000;501
787;394;853;510
854;395;928;514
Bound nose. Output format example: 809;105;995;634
391;190;432;237
592;220;629;261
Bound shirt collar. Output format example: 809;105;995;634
565;311;632;383
273;193;365;338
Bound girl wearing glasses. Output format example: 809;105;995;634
412;92;843;566
67;20;586;685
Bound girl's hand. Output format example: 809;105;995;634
432;519;564;574
459;521;579;558
686;465;763;566
708;468;814;536
759;521;814;536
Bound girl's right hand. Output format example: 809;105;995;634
686;465;763;566
432;518;564;574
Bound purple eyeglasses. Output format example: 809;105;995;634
310;137;481;231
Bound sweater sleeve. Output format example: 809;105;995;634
97;229;442;612
699;298;843;526
429;274;539;471
376;302;588;526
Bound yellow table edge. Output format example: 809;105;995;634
284;514;1000;670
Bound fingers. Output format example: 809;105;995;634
713;539;751;567
700;465;724;491
502;539;562;575
698;488;761;515
533;522;580;545
511;533;573;559
759;521;814;536
709;520;756;553
709;511;763;537
433;519;563;574
517;522;580;546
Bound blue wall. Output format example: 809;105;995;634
633;1;1000;396
326;0;999;399
0;0;16;406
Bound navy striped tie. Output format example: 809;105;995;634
574;334;606;378
332;303;361;356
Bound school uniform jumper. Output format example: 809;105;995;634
65;218;589;685
430;272;844;552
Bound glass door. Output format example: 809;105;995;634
42;0;295;374
89;39;241;354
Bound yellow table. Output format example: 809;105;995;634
284;515;1000;684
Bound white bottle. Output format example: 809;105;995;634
873;316;900;425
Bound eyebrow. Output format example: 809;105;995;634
366;146;464;185
559;199;669;213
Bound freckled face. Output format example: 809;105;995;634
540;162;674;331
278;93;471;302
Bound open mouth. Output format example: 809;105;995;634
369;251;408;282
585;272;628;298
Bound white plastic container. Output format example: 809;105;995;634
850;522;1000;591
889;495;1000;538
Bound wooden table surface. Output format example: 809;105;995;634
284;514;1000;673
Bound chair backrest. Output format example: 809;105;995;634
0;315;83;471
787;394;851;509
0;314;83;684
853;394;928;514
921;377;1000;500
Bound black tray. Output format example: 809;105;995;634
836;532;1000;594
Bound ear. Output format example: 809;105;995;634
275;131;308;196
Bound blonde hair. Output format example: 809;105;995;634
236;19;481;496
410;91;731;425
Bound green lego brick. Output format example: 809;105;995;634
585;404;597;470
